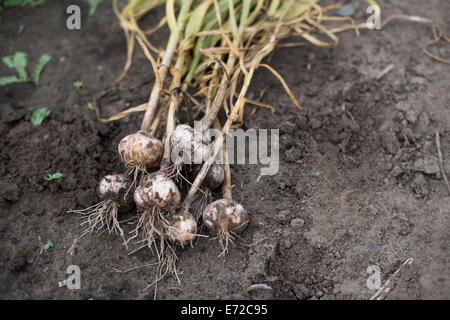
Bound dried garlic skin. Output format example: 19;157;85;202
203;199;248;234
118;131;163;169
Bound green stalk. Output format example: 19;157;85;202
184;0;240;84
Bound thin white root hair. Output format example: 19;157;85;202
68;200;127;247
125;162;148;197
143;242;181;300
211;220;249;257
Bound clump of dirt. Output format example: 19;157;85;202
1;0;449;299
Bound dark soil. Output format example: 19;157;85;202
0;0;449;299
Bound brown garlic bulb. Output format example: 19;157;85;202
202;198;248;235
118;131;163;169
165;210;197;245
97;174;134;212
133;174;180;210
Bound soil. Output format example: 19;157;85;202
0;0;449;300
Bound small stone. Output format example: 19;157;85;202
390;165;403;177
290;218;305;228
362;241;374;249
282;239;293;249
309;118;322;130
336;4;355;16
405;110;418;124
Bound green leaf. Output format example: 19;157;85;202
43;240;53;250
73;81;84;89
3;0;23;7
32;54;52;85
44;173;65;181
85;0;102;17
3;52;27;69
27;0;45;7
2;52;28;82
31;107;49;126
17;69;28;81
185;0;212;39
0;75;20;86
87;102;94;111
4;0;46;7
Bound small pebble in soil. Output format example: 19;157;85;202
309;118;322;130
362;241;374;249
390;165;403;178
282;239;293;249
405;110;418;124
336;4;354;16
290;218;305;228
